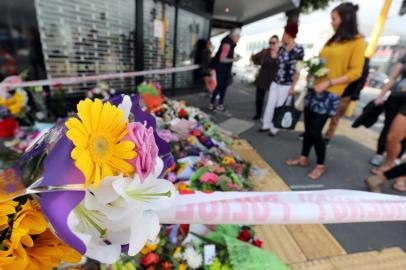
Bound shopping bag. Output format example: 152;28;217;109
273;96;301;130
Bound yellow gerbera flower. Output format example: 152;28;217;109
7;91;26;115
65;98;137;187
25;229;81;270
0;200;18;231
10;200;47;248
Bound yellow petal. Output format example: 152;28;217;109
114;150;137;160
77;99;92;133
90;99;103;131
99;102;115;130
66;129;87;148
114;141;135;152
108;156;134;174
101;162;113;179
65;117;88;137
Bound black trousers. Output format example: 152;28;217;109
255;87;267;118
377;95;406;157
384;163;406;180
302;109;330;165
211;72;230;105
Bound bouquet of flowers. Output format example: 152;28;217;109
95;224;287;270
87;82;117;101
297;56;329;87
1;94;177;267
0;78;28;138
138;82;165;112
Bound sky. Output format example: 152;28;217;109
241;0;406;37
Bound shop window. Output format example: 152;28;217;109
36;0;136;92
143;0;175;89
174;8;210;88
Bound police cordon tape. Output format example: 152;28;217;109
0;65;199;89
157;190;406;224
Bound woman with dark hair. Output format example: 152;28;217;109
251;35;280;120
259;22;304;135
286;2;366;180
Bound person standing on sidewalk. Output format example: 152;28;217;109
208;29;241;112
259;22;304;135
369;55;406;168
286;2;365;180
251;35;280;120
324;57;369;144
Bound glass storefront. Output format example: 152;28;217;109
0;0;44;81
36;0;136;92
175;8;210;88
143;0;176;89
1;0;212;93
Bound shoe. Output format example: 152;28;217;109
370;155;384;167
216;105;225;112
395;159;401;165
298;133;304;141
269;130;279;137
258;128;269;133
365;174;387;193
208;104;215;111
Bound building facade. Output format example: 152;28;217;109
0;0;212;94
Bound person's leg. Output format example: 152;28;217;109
218;74;231;106
261;83;278;130
269;84;290;134
384;163;406;180
325;96;351;140
384;113;406;169
376;96;402;155
311;113;330;165
254;87;265;119
301;108;314;158
210;72;224;105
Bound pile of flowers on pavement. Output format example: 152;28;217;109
0;81;287;270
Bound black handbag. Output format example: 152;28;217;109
273;96;301;130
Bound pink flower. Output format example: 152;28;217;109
213;166;226;174
200;172;218;185
158;129;179;143
227;183;241;191
124;122;159;183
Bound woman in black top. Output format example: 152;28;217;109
251;35;280;120
371;54;406;171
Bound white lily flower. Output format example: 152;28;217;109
67;157;176;263
118;95;132;121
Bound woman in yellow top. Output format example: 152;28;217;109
287;2;366;180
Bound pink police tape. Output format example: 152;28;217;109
157;190;406;224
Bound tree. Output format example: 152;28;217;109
286;0;339;22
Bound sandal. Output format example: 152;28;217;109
365;174;387;193
392;178;406;192
308;165;325;180
286;157;309;167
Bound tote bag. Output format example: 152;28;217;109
273;96;301;130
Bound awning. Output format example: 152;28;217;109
212;0;299;28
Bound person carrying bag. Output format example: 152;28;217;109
273;96;301;130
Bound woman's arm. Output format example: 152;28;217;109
219;44;233;63
374;63;403;105
251;50;265;65
314;39;365;93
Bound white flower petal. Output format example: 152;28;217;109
118;95;132;121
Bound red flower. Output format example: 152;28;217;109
146;267;155;270
161;261;173;270
141;253;160;267
190;130;202;137
252;239;263;248
178;108;188;118
238;229;252;242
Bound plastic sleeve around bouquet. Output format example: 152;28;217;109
0;94;175;256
